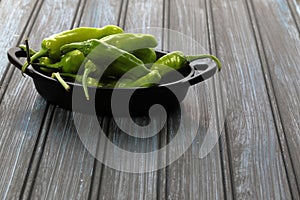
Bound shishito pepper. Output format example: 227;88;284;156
131;48;157;66
99;33;158;52
61;39;151;79
34;49;85;74
35;57;54;74
22;25;124;74
60;33;158;54
150;51;222;76
78;38;153;100
81;46;151;100
116;69;161;88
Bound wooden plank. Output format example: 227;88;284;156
0;0;86;198
250;0;300;196
287;0;300;31
78;0;123;27
0;0;49;198
205;0;234;197
0;0;41;100
163;0;226;199
245;0;300;198
25;109;95;199
93;0;166;199
21;0;123;199
72;0;124;199
210;0;293;199
0;80;48;199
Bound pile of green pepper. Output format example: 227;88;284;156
21;25;221;100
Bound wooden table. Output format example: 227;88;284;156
1;0;300;199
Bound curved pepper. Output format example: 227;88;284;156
61;39;150;78
131;48;157;66
150;51;221;76
117;69;161;88
99;33;158;52
80;39;152;100
22;25;123;74
35;57;54;74
33;49;85;74
60;33;158;54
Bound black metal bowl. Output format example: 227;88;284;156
7;47;217;116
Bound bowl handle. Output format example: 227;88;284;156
7;47;35;77
186;58;218;85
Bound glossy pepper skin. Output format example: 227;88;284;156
22;25;123;73
150;51;189;76
117;69;161;88
34;50;85;74
81;45;151;100
131;48;157;66
61;39;151;79
76;39;151;100
99;33;158;52
61;33;158;54
151;51;222;76
35;57;54;74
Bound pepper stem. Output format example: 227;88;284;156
51;72;70;91
186;54;222;71
82;60;97;100
22;48;48;74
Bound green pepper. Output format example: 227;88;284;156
61;33;158;54
35;57;54;74
34;49;85;74
81;40;151;100
22;25;123;73
61;39;150;78
131;48;157;66
99;33;158;52
117;70;161;88
38;57;52;65
150;51;221;76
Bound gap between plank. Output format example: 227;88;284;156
17;0;89;197
0;0;44;104
19;104;55;199
245;0;300;198
205;0;236;199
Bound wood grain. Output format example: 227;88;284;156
20;0;123;199
250;0;300;196
26;109;95;199
165;0;226;199
0;2;49;198
0;0;41;100
287;0;300;32
0;0;299;199
211;0;293;199
94;0;166;199
0;0;84;198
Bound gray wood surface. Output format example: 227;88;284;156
250;0;300;196
0;0;299;199
211;0;294;199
